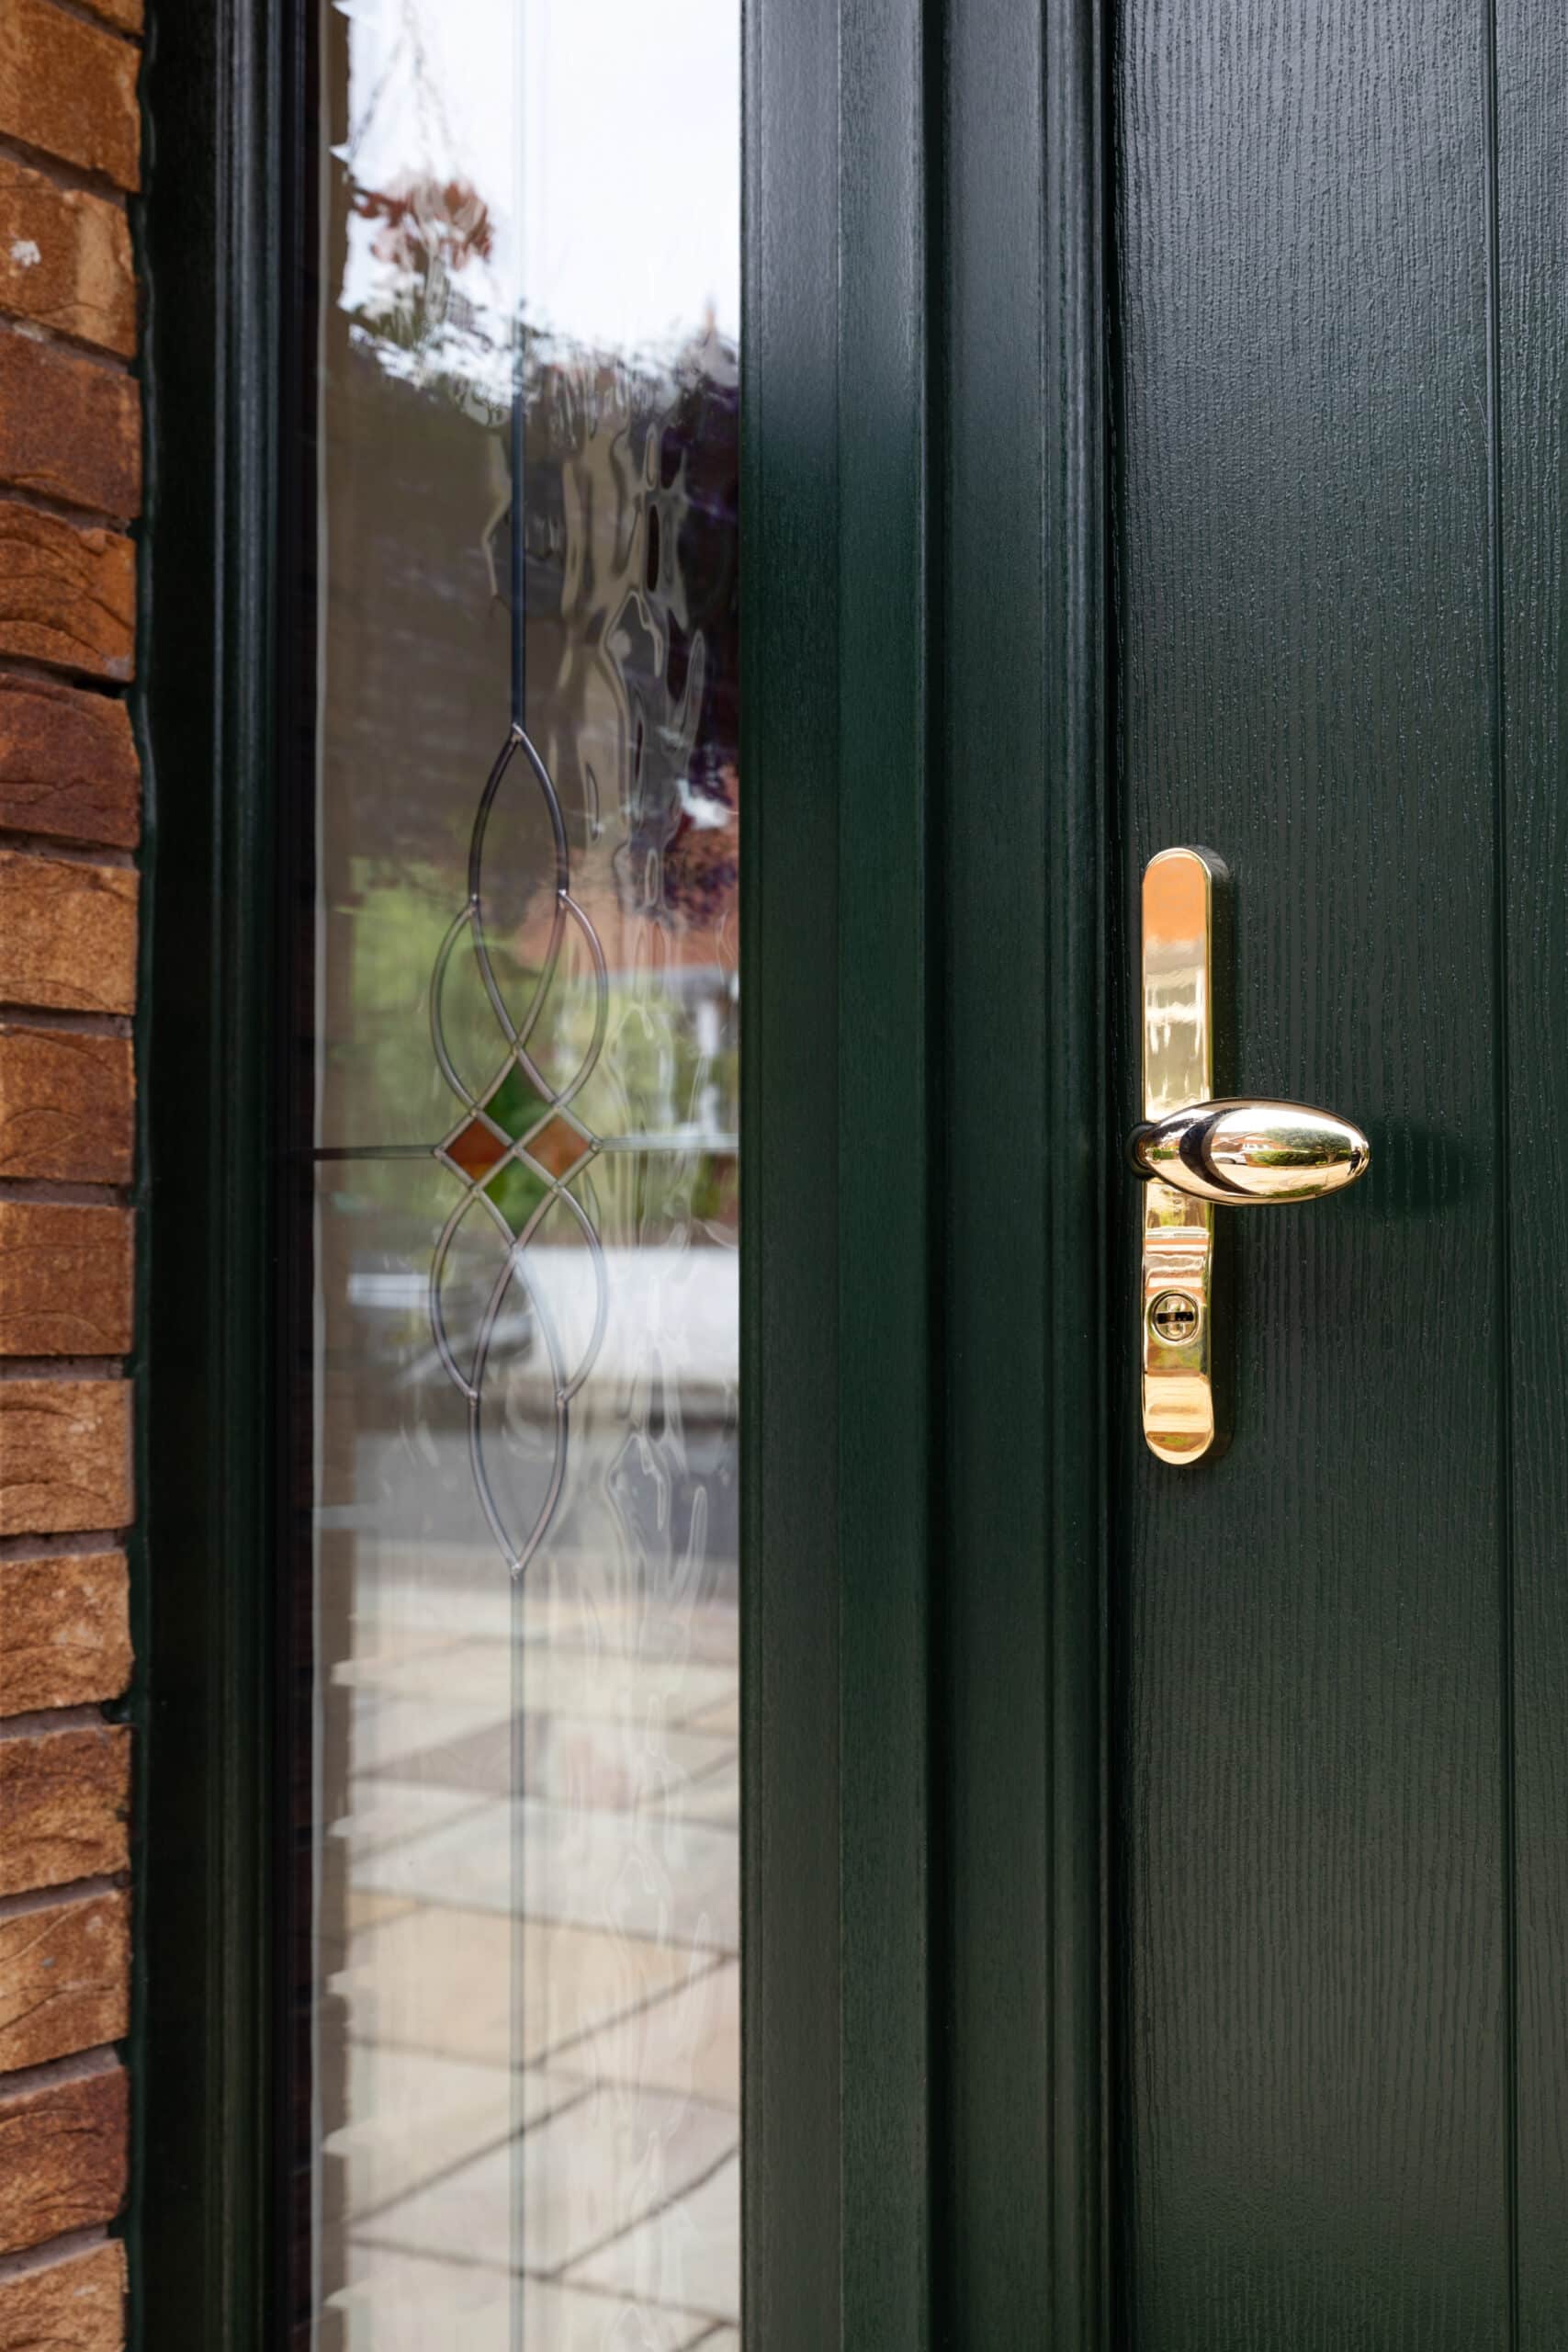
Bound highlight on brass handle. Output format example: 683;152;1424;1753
1130;1099;1371;1204
1135;847;1370;1467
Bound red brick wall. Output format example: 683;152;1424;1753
0;0;142;2341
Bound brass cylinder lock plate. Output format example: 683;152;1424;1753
1134;847;1371;1465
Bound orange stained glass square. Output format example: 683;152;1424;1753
447;1118;509;1180
526;1113;592;1180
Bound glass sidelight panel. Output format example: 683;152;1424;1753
290;5;740;2343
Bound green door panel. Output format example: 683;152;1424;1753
1499;1;1568;2336
1111;0;1534;2340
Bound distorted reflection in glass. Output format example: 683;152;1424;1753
307;2;740;2342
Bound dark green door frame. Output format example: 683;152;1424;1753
138;0;294;2346
137;0;1112;2344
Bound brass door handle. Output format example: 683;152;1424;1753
1129;1098;1370;1204
1135;848;1370;1465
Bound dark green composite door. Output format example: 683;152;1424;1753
758;0;1568;2344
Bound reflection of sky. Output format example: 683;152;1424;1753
337;0;740;360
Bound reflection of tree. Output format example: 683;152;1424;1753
353;172;493;276
346;171;508;413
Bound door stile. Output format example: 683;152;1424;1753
938;0;1111;2341
743;0;942;2341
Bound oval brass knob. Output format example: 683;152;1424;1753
1129;1098;1371;1204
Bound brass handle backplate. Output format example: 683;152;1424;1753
1134;847;1370;1465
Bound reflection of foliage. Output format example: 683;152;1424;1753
354;173;492;266
346;171;508;414
485;1146;737;1248
338;868;739;1248
477;1063;550;1236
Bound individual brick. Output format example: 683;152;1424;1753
0;2235;125;2350
0;1380;131;1536
0;157;136;356
0;852;137;1014
0;1552;130;1713
74;0;141;32
0;1204;133;1356
0;2057;128;2253
0;503;133;680
0;1027;133;1183
0;334;140;519
0;676;140;849
0;1724;130;1895
0;1889;129;2069
0;1;140;194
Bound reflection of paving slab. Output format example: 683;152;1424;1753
346;1697;513;1773
679;1689;739;1737
357;2082;738;2274
569;2151;739;2326
333;1625;473;1677
516;1594;740;1665
351;1566;518;1643
328;2047;584;2217
325;1543;743;2335
363;1637;738;1728
554;1960;739;2112
333;2248;713;2351
352;1566;739;1659
356;1799;739;1952
362;1711;735;1810
333;1781;491;1859
657;1749;738;1829
344;1890;415;1933
335;1906;702;2068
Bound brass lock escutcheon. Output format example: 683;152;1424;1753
1134;847;1371;1464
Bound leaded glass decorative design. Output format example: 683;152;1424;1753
291;1;742;2340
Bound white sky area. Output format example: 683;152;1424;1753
334;0;741;357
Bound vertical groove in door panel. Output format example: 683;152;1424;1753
837;0;934;2341
1042;7;1111;2338
941;0;1053;2332
1111;0;1510;2341
1479;2;1520;2340
742;0;843;2337
1495;2;1568;2339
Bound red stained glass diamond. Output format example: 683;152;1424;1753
447;1118;509;1180
525;1114;592;1180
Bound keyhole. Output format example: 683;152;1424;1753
1149;1291;1200;1345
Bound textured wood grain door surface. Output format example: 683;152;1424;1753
1110;2;1567;2342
